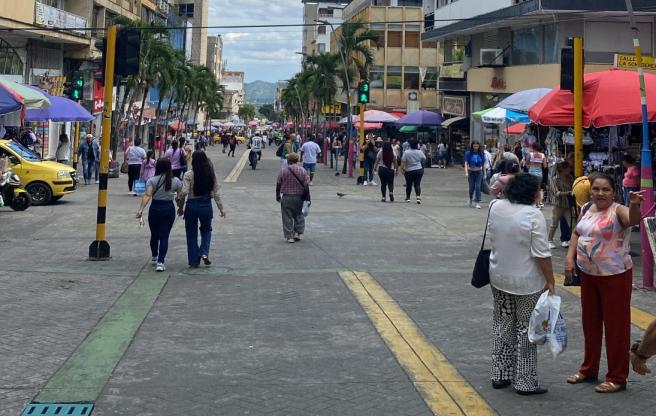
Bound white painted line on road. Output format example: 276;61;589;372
224;150;251;183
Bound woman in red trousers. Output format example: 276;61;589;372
565;173;644;393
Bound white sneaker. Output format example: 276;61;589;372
151;256;157;265
475;204;481;209
294;233;302;241
156;262;166;272
561;241;570;248
287;238;295;243
370;181;377;186
548;241;557;249
363;180;368;186
95;180;99;184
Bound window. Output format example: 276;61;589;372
178;3;194;17
543;24;558;64
317;25;326;35
422;41;437;49
318;8;333;17
37;0;63;8
422;67;438;90
317;43;326;53
405;24;420;32
371;30;385;48
388;31;402;48
370;65;384;89
0;39;23;76
387;66;402;89
398;0;422;6
404;67;419;89
512;27;541;65
405;32;419;48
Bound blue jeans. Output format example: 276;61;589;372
83;159;95;182
468;170;483;203
148;200;176;263
623;186;639;206
559;215;571;242
184;198;213;266
364;159;374;181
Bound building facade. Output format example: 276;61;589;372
422;0;656;141
177;0;207;65
206;35;223;82
220;70;245;120
302;0;348;59
333;0;440;112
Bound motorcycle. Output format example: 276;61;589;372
0;170;31;211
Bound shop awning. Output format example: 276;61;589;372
441;116;468;128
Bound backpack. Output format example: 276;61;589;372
275;142;285;157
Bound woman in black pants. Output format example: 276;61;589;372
399;140;426;204
374;141;398;202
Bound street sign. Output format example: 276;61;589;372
614;53;656;70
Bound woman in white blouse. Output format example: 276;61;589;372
488;173;556;395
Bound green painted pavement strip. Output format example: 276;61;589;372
35;270;169;403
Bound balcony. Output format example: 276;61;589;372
34;2;88;37
439;62;467;91
424;12;434;32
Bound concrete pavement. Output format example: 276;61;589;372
1;144;656;415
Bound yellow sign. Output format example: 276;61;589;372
322;104;341;114
614;53;656;70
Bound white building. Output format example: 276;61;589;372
220;71;245;120
302;0;349;58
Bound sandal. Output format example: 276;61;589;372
566;372;597;384
595;381;626;393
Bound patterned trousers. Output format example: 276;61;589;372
490;287;542;392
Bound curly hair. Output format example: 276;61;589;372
505;173;541;205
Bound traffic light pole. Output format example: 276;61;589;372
89;25;117;260
573;37;584;178
72;121;80;170
358;103;365;184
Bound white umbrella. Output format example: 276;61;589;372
497;88;551;112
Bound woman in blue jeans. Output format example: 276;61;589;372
136;158;182;272
177;151;226;268
465;141;487;209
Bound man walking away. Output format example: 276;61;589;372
78;134;99;185
248;133;263;166
300;136;322;185
228;135;237;157
276;153;310;243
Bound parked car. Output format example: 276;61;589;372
0;139;78;205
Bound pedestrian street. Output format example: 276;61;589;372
2;145;656;416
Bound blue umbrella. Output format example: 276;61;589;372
0;85;22;115
24;86;94;122
395;110;444;126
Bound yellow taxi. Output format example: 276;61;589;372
0;139;78;205
236;135;248;144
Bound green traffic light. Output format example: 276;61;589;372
362;83;369;92
75;79;84;87
360;93;368;103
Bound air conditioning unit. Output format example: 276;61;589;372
480;49;504;67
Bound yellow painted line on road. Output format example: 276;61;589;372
555;274;655;330
339;271;495;416
224;150;251;183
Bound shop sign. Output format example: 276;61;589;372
490;77;506;90
93;80;104;114
442;96;466;116
614;53;656;70
439;63;465;79
322;104;341;114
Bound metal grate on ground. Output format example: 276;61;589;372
21;403;93;416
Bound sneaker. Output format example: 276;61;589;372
389;194;394;202
309;181;314;186
548;241;557;249
381;198;386;202
561;241;570;248
406;199;411;203
151;256;157;265
363;180;368;186
475;204;481;209
156;262;166;272
287;238;295;243
371;181;377;186
417;198;422;205
469;199;473;207
95;180;99;184
294;233;302;241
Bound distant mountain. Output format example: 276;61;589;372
245;80;276;104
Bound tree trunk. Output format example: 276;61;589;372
342;91;351;174
154;93;164;156
137;84;149;148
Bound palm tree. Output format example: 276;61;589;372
335;19;379;174
304;53;340;132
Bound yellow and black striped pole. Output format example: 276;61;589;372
89;25;117;260
358;102;365;182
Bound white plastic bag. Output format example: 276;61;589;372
302;200;310;217
528;292;567;358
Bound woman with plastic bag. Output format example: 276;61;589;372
565;173;644;393
488;173;555;395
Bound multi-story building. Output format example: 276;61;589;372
332;0;440;112
274;81;288;113
422;0;656;142
177;0;207;65
302;0;348;60
206;35;223;82
220;70;245;120
140;0;170;24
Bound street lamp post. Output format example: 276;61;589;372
316;19;352;176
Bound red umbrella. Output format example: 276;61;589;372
354;121;382;130
529;69;656;127
507;123;527;135
168;120;185;130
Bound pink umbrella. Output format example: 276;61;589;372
354;121;382;130
248;120;258;126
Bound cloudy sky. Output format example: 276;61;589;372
209;0;304;83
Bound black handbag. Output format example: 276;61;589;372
471;202;495;288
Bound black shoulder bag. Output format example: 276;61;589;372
471;201;496;288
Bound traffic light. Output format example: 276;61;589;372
358;81;370;104
71;77;84;100
115;28;140;77
94;38;106;85
560;47;574;92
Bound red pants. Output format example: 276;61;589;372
578;269;632;384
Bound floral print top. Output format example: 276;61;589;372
576;202;632;276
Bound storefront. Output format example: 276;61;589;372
440;94;469;165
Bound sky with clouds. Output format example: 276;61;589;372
209;0;304;83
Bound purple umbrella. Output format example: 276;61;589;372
25;86;94;122
395;110;444;126
0;85;22;115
